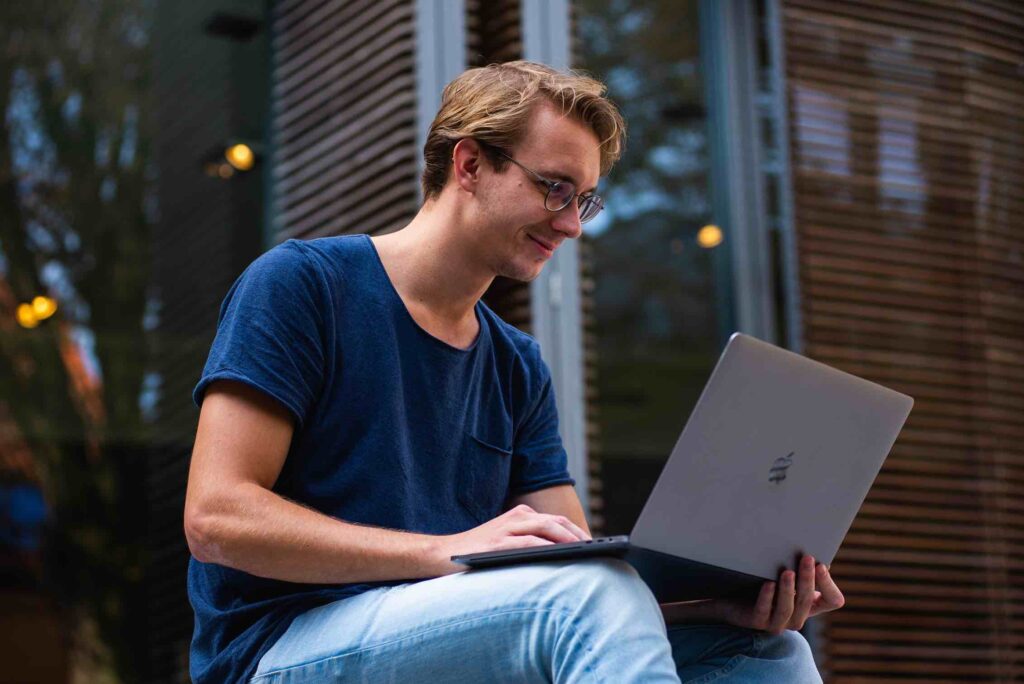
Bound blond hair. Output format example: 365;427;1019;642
421;60;626;200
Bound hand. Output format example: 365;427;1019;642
433;504;591;575
709;555;845;634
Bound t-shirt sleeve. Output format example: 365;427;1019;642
192;240;329;430
509;348;577;495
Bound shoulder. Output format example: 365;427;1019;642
227;240;326;307
243;235;369;291
478;304;551;385
281;234;376;290
290;234;368;268
242;238;319;283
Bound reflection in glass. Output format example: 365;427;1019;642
577;0;734;534
1;1;159;680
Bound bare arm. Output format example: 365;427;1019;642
184;380;450;583
183;380;588;584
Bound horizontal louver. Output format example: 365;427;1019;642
271;0;420;241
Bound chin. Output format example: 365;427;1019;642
498;259;546;283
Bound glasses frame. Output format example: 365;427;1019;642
486;146;604;224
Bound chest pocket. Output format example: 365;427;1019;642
457;427;513;524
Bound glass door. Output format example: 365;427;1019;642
576;0;736;534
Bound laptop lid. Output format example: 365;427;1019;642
629;332;913;580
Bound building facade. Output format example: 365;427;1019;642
0;1;1020;682
265;1;1024;680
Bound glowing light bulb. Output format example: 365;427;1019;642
225;143;255;171
16;303;38;329
32;295;57;320
697;224;723;249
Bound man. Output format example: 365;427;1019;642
184;61;842;683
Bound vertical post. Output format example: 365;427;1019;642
415;0;467;200
700;0;778;344
765;0;804;354
521;0;591;517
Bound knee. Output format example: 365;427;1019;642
760;630;821;681
766;630;814;660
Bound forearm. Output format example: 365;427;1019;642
187;483;448;584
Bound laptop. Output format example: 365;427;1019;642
451;332;914;603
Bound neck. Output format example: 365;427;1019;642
371;194;495;326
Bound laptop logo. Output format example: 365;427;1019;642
769;452;795;484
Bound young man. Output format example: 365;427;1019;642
184;61;841;683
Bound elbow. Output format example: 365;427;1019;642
183;504;218;564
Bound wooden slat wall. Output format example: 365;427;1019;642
782;0;1024;680
466;0;523;68
578;237;605;533
270;0;421;242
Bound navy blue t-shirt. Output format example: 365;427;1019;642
188;234;575;683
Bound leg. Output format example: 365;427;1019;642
668;623;822;683
251;558;681;683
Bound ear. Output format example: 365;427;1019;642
451;138;486;194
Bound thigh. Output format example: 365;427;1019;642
251;558;651;683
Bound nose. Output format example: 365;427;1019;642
550;200;583;240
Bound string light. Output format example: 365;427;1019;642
15;296;57;329
16;303;38;328
32;295;57;320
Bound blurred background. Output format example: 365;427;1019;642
0;0;1020;681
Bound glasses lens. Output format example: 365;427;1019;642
545;182;575;211
579;195;603;224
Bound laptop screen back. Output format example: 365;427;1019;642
629;333;914;580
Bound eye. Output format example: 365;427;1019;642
548;182;574;203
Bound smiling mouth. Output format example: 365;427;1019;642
529;235;554;254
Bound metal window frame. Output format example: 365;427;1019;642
521;0;591;518
414;0;466;196
700;0;779;344
764;0;804;354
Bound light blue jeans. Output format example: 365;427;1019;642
251;558;822;683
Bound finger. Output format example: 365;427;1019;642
505;507;588;541
810;563;845;616
769;570;796;634
789;555;816;630
509;517;580;544
547;514;591;541
501;534;555;550
750;581;776;630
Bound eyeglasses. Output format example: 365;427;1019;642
488;147;604;224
